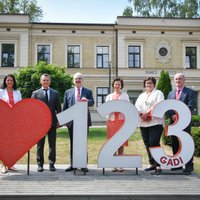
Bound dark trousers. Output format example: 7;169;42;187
37;126;56;166
140;124;163;166
68;124;88;166
171;125;193;168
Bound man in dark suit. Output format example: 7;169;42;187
63;72;94;173
168;72;196;175
32;74;61;172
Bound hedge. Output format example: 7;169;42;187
162;115;200;157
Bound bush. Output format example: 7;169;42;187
162;115;200;146
157;70;172;99
191;115;200;127
191;127;200;157
15;62;73;102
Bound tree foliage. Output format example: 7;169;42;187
123;6;133;16
0;0;43;21
126;0;199;18
157;70;172;99
15;62;73;102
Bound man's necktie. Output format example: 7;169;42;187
44;89;48;103
77;88;81;102
176;89;181;100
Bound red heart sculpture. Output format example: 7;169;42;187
0;98;51;167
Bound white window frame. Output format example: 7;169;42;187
94;45;111;68
183;43;200;69
65;44;82;68
96;86;109;107
35;43;52;64
126;42;144;68
0;41;17;67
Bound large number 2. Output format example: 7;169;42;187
150;99;195;168
97;101;142;168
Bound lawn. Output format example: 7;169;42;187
17;127;200;174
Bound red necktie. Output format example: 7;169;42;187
176;89;181;100
77;88;81;102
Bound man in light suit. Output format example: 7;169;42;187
168;72;196;175
32;74;61;172
63;72;94;173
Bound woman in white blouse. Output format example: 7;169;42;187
0;74;22;174
105;77;130;172
135;77;164;172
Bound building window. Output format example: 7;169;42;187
1;43;14;67
37;45;50;64
96;87;109;107
96;46;109;68
67;45;80;68
185;47;197;69
128;46;141;68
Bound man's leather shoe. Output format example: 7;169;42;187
65;166;77;172
49;164;56;172
37;166;43;172
81;168;89;173
183;166;194;175
171;167;183;171
144;165;156;171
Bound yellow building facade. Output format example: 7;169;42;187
0;14;199;120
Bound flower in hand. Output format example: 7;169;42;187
140;112;152;122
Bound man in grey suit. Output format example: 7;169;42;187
63;72;94;173
168;72;196;175
32;74;61;172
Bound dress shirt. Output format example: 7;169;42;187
75;87;82;103
42;87;50;101
135;89;164;127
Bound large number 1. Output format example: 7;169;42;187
57;102;88;168
97;101;142;168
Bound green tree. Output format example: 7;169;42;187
157;70;172;99
126;0;199;18
123;6;133;16
0;0;43;22
15;62;73;102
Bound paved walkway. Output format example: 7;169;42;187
0;164;200;197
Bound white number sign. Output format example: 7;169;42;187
97;101;142;168
56;100;194;170
150;99;195;169
57;102;88;168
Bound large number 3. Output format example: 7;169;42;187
97;101;142;168
150;99;195;169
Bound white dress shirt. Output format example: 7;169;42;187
135;89;164;127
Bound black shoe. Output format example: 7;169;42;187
171;167;183;171
65;166;77;172
183;166;194;175
37;166;43;172
49;164;56;172
144;165;156;171
81;168;89;173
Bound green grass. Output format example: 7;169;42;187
8;127;200;174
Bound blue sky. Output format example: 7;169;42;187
37;0;130;23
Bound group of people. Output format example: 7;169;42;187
0;72;195;175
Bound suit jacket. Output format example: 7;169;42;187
63;87;94;127
168;86;196;124
31;88;61;127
